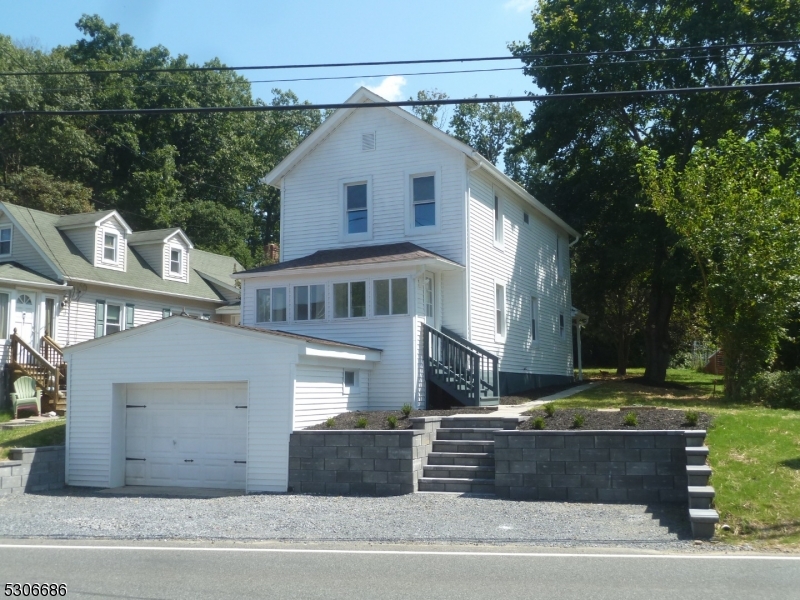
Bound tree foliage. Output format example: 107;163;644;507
510;0;800;380
0;16;324;267
640;132;800;397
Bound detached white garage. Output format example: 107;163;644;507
64;316;380;493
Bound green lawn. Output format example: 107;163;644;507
560;369;800;549
0;410;65;460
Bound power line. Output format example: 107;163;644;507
0;54;732;95
1;40;797;77
2;82;798;118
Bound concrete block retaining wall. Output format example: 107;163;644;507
288;417;442;496
0;446;65;495
494;431;689;503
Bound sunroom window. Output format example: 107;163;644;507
373;278;408;316
294;284;325;320
333;281;366;318
256;287;287;323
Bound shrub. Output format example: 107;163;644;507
387;415;398;429
572;413;586;428
325;417;336;428
355;416;368;429
623;412;638;426
401;403;413;417
742;369;800;410
543;403;556;417
685;410;699;426
531;417;546;430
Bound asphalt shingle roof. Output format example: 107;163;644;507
0;262;64;286
2;203;242;303
239;242;462;275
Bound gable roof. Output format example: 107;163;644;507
237;242;462;276
128;227;194;248
0;262;67;288
56;209;133;234
64;314;382;354
263;87;579;239
0;202;241;303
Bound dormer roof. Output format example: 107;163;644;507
262;86;579;239
128;228;194;248
56;209;133;234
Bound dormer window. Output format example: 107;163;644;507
170;249;182;275
0;226;11;256
103;233;117;262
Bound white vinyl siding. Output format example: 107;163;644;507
65;320;296;492
293;365;369;429
94;218;127;271
280;106;465;263
242;274;416;410
164;237;190;282
468;169;573;377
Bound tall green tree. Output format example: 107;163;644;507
448;98;524;165
640;131;800;397
511;0;800;382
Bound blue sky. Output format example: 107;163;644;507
3;0;540;112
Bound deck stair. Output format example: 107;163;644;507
422;324;499;407
6;332;67;414
418;416;521;494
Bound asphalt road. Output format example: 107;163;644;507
1;540;798;600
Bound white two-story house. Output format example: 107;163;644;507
235;87;579;415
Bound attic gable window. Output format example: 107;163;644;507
170;248;182;275
103;233;117;262
0;226;11;256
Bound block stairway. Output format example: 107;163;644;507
685;430;719;539
417;416;521;494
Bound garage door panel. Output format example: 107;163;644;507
125;382;248;490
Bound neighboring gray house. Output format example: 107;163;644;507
0;201;242;410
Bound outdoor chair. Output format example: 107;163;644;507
10;376;41;419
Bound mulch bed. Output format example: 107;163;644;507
518;408;713;431
306;408;495;431
500;380;593;405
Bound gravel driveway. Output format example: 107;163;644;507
0;488;704;549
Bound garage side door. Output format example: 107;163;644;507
125;382;248;490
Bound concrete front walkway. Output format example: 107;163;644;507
492;381;600;416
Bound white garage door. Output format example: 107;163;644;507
125;382;248;490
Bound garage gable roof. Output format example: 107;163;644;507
64;315;382;355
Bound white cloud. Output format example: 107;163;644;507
504;0;536;12
364;76;407;101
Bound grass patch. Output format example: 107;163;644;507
555;368;800;549
0;410;12;424
0;420;65;460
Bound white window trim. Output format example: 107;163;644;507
293;283;327;322
332;280;367;320
104;302;123;335
494;281;506;343
404;167;442;235
255;287;288;324
339;176;373;243
530;295;539;345
169;247;183;276
343;369;360;393
102;230;119;264
0;226;13;257
493;189;504;250
371;277;410;318
0;288;12;342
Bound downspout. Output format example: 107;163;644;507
465;154;484;340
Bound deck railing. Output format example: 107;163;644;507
422;324;498;406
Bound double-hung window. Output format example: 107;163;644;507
94;300;133;337
294;284;325;320
103;233;117;262
373;278;408;316
170;249;182;275
333;281;366;319
0;227;11;255
412;175;435;227
559;312;566;339
256;287;287;323
345;182;368;235
495;283;506;338
530;296;539;342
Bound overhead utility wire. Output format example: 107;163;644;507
0;55;714;94
1;40;797;77
2;82;798;118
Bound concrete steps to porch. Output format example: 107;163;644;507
419;422;501;495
